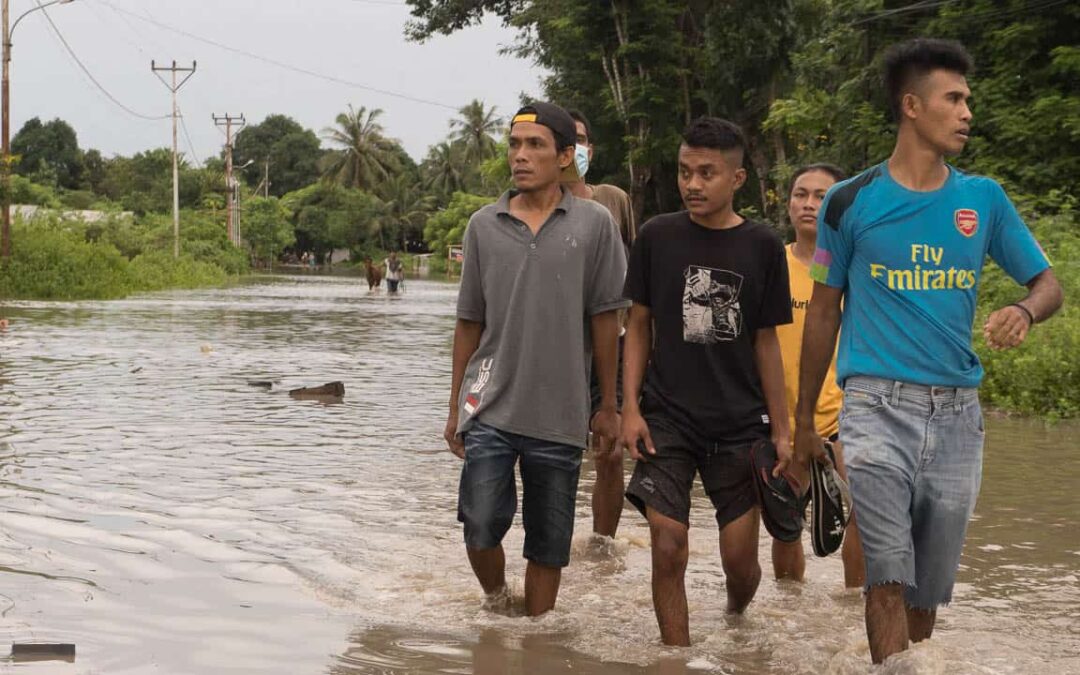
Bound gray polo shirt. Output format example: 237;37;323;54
455;188;630;448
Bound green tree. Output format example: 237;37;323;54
422;191;495;256
282;182;381;257
12;117;83;189
319;105;401;191
449;99;503;165
232;114;323;197
422;140;469;200
242;197;296;266
374;173;436;250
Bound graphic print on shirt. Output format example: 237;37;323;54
463;358;493;416
682;265;743;344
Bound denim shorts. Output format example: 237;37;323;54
840;376;984;609
457;422;582;568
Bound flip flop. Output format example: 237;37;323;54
749;440;807;543
810;441;852;557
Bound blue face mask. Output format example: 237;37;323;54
574;144;590;179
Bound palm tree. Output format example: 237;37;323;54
375;173;436;250
423;141;469;197
449;99;503;165
319;105;399;191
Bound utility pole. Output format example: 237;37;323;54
263;157;269;198
213;113;244;245
2;0;11;260
2;0;76;260
151;60;196;258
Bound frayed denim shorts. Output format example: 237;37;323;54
457;422;582;568
840;376;984;609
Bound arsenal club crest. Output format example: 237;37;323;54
955;208;979;237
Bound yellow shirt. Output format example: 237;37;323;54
777;243;842;439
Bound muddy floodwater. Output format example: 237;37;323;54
0;275;1077;674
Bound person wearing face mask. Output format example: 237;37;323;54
770;163;865;589
563;109;636;544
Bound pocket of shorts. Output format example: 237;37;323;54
840;388;888;421
961;401;985;435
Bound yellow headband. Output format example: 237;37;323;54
512;113;538;124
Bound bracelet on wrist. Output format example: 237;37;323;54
1009;302;1035;326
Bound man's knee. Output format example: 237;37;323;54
594;449;624;477
649;520;688;578
867;582;906;610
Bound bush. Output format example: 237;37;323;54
975;207;1079;418
128;250;228;292
0;228;133;299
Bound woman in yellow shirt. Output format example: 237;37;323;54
773;164;865;588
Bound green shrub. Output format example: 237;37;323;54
0;228;132;299
975;207;1079;418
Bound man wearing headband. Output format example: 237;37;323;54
445;102;628;615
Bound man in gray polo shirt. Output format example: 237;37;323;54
444;102;628;616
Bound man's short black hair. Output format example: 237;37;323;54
883;38;973;121
789;163;846;192
567;109;591;143
681;117;747;160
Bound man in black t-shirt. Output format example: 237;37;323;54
620;117;793;646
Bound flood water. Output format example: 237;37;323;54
0;275;1077;674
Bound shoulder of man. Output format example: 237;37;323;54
637;211;687;238
568;194;618;226
821;162;887;232
948;165;1007;198
591;183;630;202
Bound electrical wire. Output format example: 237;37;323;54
37;1;169;120
177;105;202;167
96;0;459;111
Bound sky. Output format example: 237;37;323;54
12;0;548;163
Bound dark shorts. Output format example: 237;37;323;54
589;335;625;415
387;279;401;292
457;422;582;568
625;409;761;530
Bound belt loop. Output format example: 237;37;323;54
890;380;902;406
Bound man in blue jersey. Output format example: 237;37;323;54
794;39;1063;664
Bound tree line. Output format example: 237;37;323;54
8;97;509;267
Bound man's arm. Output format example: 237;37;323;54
590;310;621;446
619;303;654;460
984;268;1064;350
753;327;791;476
794;283;844;467
445;318;483;458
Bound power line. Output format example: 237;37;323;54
95;0;460;111
177;104;202;167
37;1;169;121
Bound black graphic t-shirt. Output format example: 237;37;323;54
624;212;792;441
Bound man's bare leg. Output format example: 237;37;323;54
719;508;762;612
771;538;805;581
832;441;867;588
467;546;506;595
865;583;909;663
907;606;936;643
592;439;624;537
524;562;562;616
647;507;691;646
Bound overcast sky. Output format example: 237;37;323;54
13;0;547;163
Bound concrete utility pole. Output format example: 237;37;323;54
151;60;196;258
2;0;76;260
213;113;244;245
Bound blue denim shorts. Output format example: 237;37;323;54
457;422;582;568
840;376;984;609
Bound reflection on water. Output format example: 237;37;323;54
0;275;1077;674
